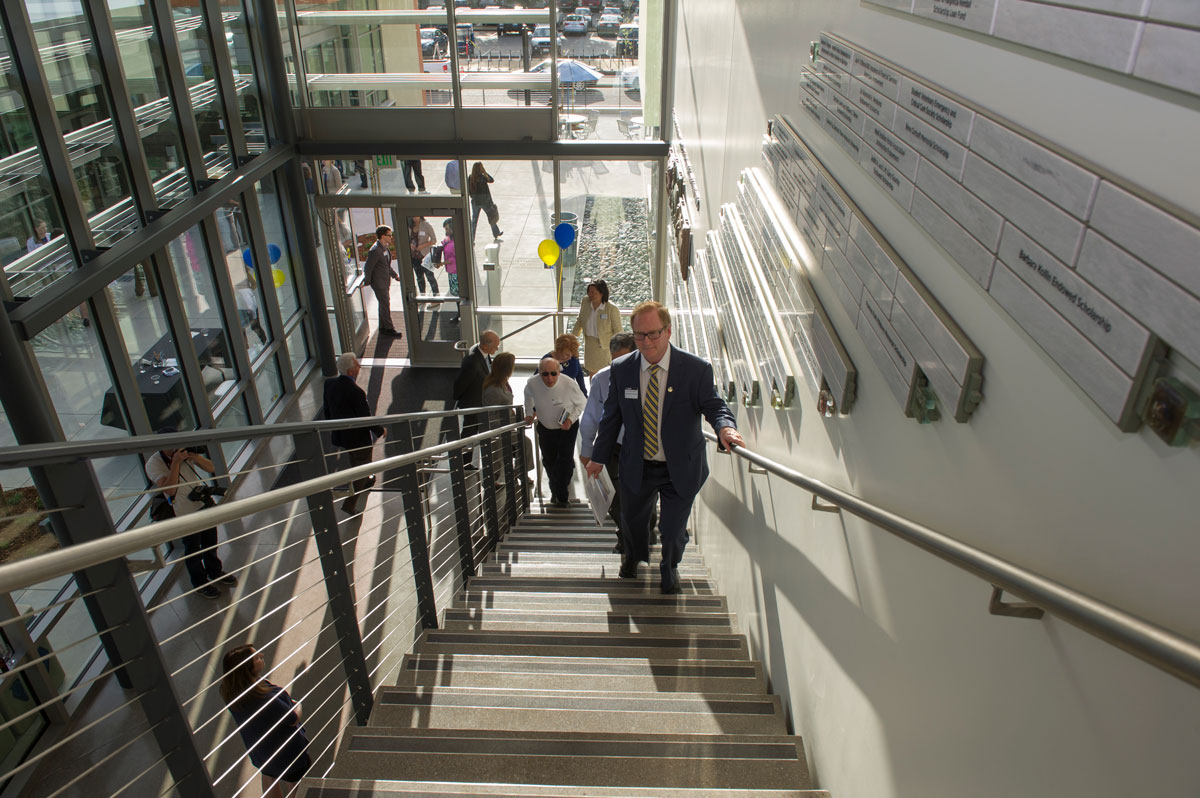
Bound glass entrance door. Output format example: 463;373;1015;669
398;208;472;364
317;202;371;354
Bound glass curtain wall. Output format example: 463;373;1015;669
0;0;317;748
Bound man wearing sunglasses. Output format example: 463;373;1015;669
524;355;588;508
586;301;743;594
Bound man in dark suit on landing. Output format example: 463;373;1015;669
586;301;743;594
323;352;384;514
453;330;499;466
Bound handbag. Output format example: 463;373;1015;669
149;493;175;522
485;202;500;225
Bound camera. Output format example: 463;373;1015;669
188;484;227;505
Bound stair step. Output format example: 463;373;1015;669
301;777;829;797
442;607;734;633
329;728;811;790
457;590;728;612
478;563;709;578
489;551;703;565
370;686;785;735
464;576;716;595
416;629;749;660
395;654;766;693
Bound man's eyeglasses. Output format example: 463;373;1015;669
540;370;560;377
632;325;668;341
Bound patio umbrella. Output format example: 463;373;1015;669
555;59;603;86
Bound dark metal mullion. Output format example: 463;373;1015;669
238;0;282;145
278;158;337;376
147;0;207;187
196;210;264;425
81;0;156;219
447;444;476;582
202;0;249;164
247;0;296;146
237;187;295;395
0;0;94;254
153;250;217;430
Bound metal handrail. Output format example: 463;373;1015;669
0;405;518;468
705;432;1200;689
0;421;527;594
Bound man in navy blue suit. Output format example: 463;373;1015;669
586;301;743;594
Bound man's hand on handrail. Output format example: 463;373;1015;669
717;426;744;452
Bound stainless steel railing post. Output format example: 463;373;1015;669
389;422;440;630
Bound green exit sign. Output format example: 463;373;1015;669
374;155;394;168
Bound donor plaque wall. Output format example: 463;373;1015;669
863;0;1200;100
763;114;986;424
799;33;1191;432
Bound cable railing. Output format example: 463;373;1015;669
704;431;1200;690
0;406;531;797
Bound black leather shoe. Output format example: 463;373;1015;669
618;559;638;579
661;567;682;594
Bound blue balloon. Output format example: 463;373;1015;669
553;222;576;249
241;248;253;267
268;243;282;264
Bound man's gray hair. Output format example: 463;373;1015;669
336;352;359;375
609;332;635;356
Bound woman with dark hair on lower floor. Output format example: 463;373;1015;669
221;644;312;798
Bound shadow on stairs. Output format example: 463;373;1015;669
299;502;828;797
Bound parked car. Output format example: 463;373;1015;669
561;14;589;35
531;24;565;55
620;65;639;92
616;22;638;55
602;5;622;16
596;13;620;36
573;6;594;27
420;27;448;58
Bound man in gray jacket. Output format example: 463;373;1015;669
366;225;401;336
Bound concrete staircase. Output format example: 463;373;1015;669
299;503;826;797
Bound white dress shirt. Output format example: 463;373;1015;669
579;364;623;458
524;374;587;430
639;346;671;462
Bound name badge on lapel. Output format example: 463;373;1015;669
624;388;639;399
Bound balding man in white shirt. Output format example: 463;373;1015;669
524;355;587;508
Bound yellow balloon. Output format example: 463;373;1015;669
272;268;286;288
537;239;561;266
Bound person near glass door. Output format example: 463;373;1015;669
403;159;427;193
441;218;459;299
468;162;503;242
365;225;401;337
408;216;439;295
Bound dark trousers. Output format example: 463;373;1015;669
403;160;425;191
372;283;396;333
537;423;578;503
620;460;692;585
180;527;223;588
604;443;656;550
411;255;439;294
345;446;374;494
460;411;482;465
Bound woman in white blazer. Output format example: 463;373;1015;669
572;280;623;374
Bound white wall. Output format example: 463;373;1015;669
673;2;1200;797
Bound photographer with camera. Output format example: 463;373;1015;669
146;427;236;599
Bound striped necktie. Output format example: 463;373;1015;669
643;364;661;459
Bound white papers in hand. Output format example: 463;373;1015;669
584;467;615;526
